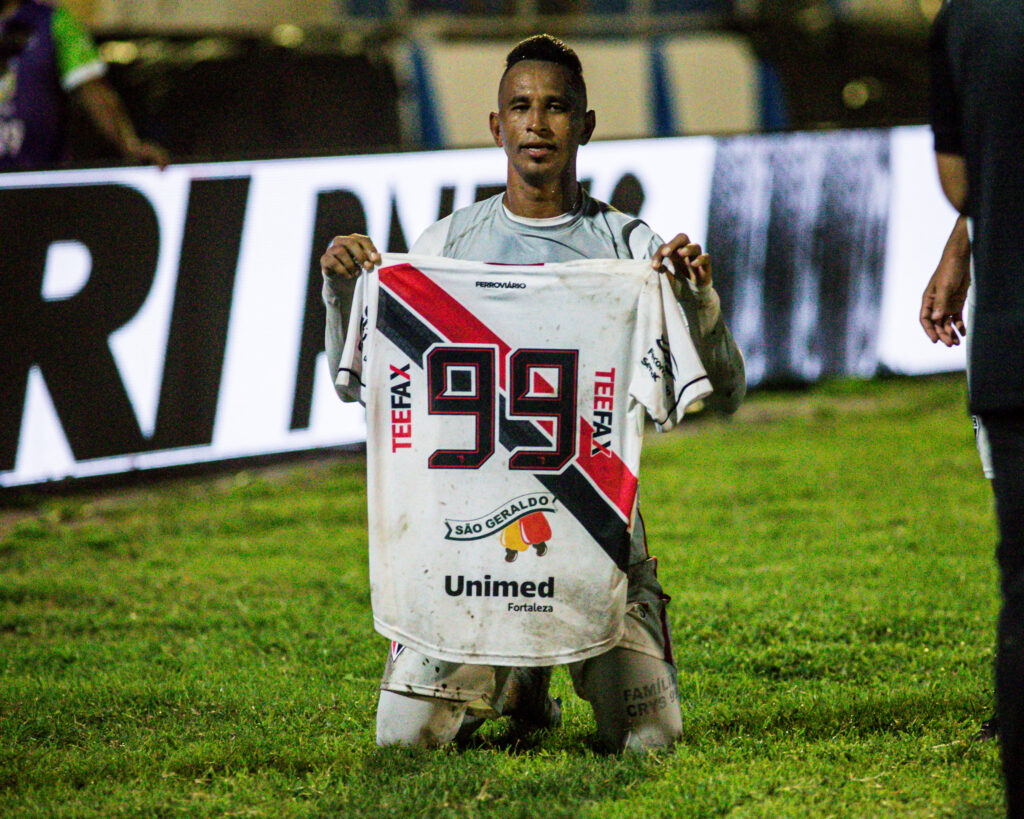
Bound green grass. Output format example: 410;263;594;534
0;374;1004;817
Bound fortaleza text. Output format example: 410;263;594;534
444;574;554;598
507;602;554;612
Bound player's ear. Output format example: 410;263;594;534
580;110;596;145
490;111;503;147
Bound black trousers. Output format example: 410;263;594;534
981;411;1024;818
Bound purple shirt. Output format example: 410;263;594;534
0;1;104;170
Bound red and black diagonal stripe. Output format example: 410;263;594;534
377;264;633;571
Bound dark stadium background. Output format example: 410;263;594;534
65;0;934;165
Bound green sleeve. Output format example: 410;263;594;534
51;6;103;83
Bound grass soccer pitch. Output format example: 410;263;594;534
0;374;1006;817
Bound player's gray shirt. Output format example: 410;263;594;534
324;190;745;414
410;191;745;413
412;191;662;262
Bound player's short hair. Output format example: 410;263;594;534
502;34;588;109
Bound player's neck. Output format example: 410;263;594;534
503;176;580;219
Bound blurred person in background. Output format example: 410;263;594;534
0;0;167;171
926;1;1024;814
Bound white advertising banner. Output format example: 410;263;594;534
0;126;961;488
879;126;967;375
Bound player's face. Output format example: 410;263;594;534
490;60;596;189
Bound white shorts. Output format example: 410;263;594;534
973;414;994;479
966;279;993;480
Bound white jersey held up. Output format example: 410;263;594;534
337;253;711;666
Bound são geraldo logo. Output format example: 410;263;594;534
443;492;556;562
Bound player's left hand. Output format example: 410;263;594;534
651;233;712;289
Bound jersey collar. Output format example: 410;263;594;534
501;189;586;228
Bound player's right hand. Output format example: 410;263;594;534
920;215;970;347
321;234;381;282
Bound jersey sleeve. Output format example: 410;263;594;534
635;231;746;415
328;273;369;403
630;270;712;431
674;280;747;414
633;225;727;347
51;6;106;92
